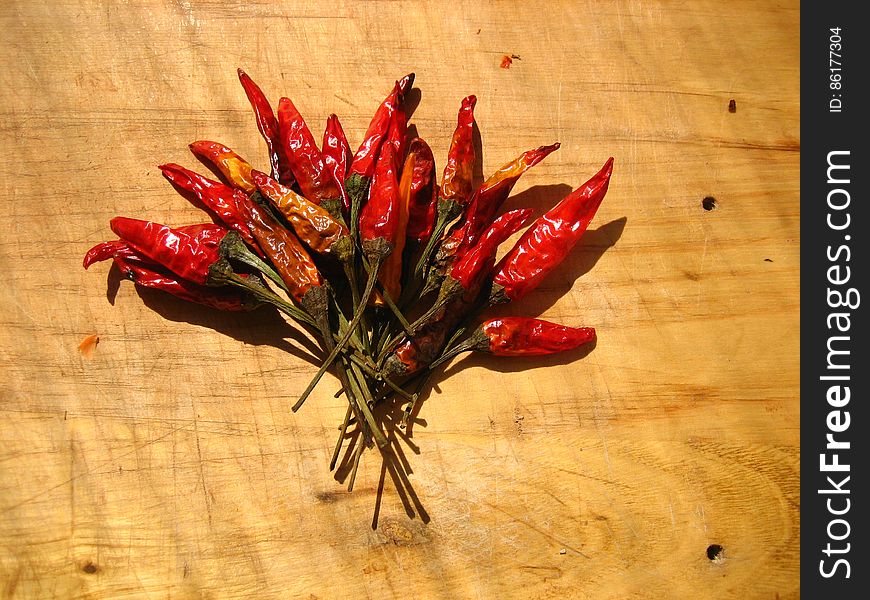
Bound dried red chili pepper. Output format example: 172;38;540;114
117;257;257;311
492;157;614;303
374;125;415;304
408;208;532;333
432;318;596;366
345;74;414;206
158;163;258;250
188;141;257;194
359;141;401;260
237;68;295;186
83;239;131;270
381;292;474;378
445;142;561;262
411;96;478;282
276;97;343;209
440;95;477;207
403;138;437;244
479;318;596;356
85;239;262;312
252;170;350;258
109;218;227;285
322;114;352;211
449;208;533;291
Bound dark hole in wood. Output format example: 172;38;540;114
728;99;737;113
706;544;724;561
82;562;98;574
702;196;717;211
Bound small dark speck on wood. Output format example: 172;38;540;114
702;196;717;211
728;99;737;113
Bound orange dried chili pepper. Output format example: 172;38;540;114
234;195;323;305
252;170;349;257
188;141;257;194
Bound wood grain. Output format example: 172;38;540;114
1;1;799;598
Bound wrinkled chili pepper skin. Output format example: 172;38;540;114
452;142;561;255
375;128;415;301
235;194;323;303
109;218;227;286
359;141;400;249
440;95;477;206
84;237;242;309
252;170;348;255
110;253;254;311
159;163;258;249
449;208;533;290
237;68;295;186
188;141;257;193
480;318;596;356
493;157;614;301
403;138;437;243
322;114;352;210
349;74;414;179
83;240;129;269
277;97;342;205
382;292;473;378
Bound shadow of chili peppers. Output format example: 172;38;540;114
328;396;432;527
500;182;573;214
132;285;323;364
498;216;627;317
105;262;124;306
403;87;422;122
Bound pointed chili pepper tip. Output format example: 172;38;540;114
399;73;415;94
188;141;208;153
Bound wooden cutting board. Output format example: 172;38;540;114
0;1;799;598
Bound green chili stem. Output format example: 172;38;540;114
292;256;383;412
348;352;416;403
377;284;413;334
413;210;450;282
217;269;318;328
341;256;371;354
346;360;387;448
347;435;364;492
330;404;353;471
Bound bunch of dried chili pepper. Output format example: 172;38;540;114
84;70;614;494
